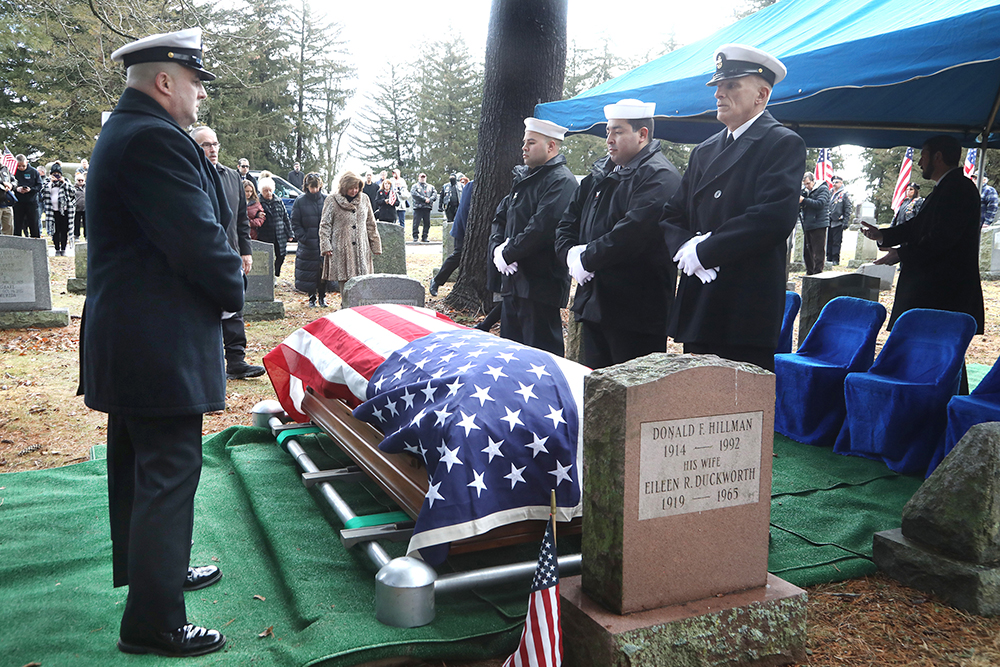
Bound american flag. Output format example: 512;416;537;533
503;516;562;667
814;148;833;185
964;148;978;180
353;329;587;564
891;148;914;212
1;147;17;174
263;304;468;422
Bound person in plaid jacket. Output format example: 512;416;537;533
42;163;75;255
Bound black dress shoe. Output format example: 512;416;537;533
184;564;222;591
428;280;439;297
118;624;226;657
227;362;266;380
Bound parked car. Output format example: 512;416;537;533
249;170;302;219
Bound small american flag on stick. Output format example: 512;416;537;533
891;148;914;212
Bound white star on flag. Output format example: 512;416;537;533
385;399;398;417
525;432;550;458
504;463;526;488
420;381;437;403
527;364;551;379
514;382;538;403
549;459;573;486
484;365;508;381
467;470;487;497
400;388;416;409
456;411;481;436
439;445;463;472
497;351;518;363
434;406;453;426
482;437;505;462
545;405;567;428
445;379;465;397
425;481;445;508
500;407;524;430
470;385;494;406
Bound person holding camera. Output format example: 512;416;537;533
42;163;76;255
799;171;830;275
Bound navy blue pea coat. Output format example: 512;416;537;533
661;111;806;350
82;87;244;416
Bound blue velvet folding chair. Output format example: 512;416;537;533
776;291;802;354
930;355;1000;473
774;297;886;446
833;308;978;476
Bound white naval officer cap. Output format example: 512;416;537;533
524;117;568;141
111;27;216;81
604;99;656;120
707;43;786;87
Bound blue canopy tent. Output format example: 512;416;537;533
535;0;1000;150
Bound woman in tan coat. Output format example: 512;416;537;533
320;171;382;288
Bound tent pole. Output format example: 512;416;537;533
977;83;1000;191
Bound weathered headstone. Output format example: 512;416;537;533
0;236;69;329
874;423;1000;615
243;240;284;321
373;222;406;275
67;241;87;294
789;224;805;273
342;274;425;309
980;225;1000;280
565;317;583;365
848;231;879;268
562;353;806;666
798;271;880;342
855;261;896;290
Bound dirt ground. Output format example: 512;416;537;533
2;238;1000;665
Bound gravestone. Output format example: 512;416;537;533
0;236;69;329
789;224;805;273
848;232;879;268
565;317;583;365
373;222;406;275
562;353;806;667
342;274;425;309
798;271;880;342
243;240;284;321
440;222;459;283
67;241;87;294
980;225;1000;280
874;423;1000;615
856;262;896;290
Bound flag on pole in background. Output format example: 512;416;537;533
503;515;562;667
814;148;833;185
1;147;17;173
964;148;978;180
891;148;914;212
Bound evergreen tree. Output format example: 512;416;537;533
349;62;417;173
412;35;482;184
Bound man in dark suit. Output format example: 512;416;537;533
490;118;578;356
799;171;830;275
555;99;682;369
660;44;806;372
82;28;243;657
864;135;984;333
192;125;266;380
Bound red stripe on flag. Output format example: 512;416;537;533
891;149;913;212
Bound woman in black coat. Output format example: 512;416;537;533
257;176;292;276
373;178;398;223
290;172;329;306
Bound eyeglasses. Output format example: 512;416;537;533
238;163;249;169
199;142;220;149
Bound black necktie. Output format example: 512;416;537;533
724;133;735;149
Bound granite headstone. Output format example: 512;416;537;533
798;271;880;342
855;262;896;290
244;239;284;320
874;423;1000;615
342;274;425;309
0;236;69;328
440;221;459;283
373;222;406;275
980;225;999;280
67;241;87;294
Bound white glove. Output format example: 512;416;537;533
567;245;594;284
693;266;718;284
673;232;718;277
493;240;518;276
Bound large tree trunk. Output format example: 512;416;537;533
444;0;568;315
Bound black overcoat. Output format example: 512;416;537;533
555;140;681;335
258;195;291;257
879;168;985;332
291;190;327;292
82;87;244;416
661;111;806;349
491;154;578;308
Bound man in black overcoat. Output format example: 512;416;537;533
192;125;265;380
555;99;682;369
864;135;984;339
491;118;579;356
660;44;806;372
81;28;243;657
